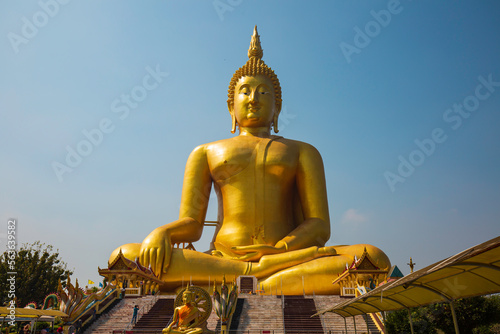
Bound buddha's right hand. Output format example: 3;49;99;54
139;226;172;275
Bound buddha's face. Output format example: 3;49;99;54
230;74;278;129
182;291;194;305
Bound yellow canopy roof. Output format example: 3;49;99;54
0;307;68;318
316;236;500;317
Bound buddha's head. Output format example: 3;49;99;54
227;26;282;133
182;287;195;305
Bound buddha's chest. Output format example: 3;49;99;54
208;139;298;182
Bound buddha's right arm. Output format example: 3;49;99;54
166;309;179;331
140;145;212;274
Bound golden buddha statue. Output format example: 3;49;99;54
164;288;203;334
110;26;390;295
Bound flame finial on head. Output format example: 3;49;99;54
248;26;263;59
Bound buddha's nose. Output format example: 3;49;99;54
249;91;259;103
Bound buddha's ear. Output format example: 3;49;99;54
273;101;282;134
275;100;282;115
227;101;236;134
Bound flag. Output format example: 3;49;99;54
88;280;95;285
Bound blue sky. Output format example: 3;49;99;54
1;1;499;288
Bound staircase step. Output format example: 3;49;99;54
85;294;381;333
133;298;175;331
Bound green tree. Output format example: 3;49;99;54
0;241;73;307
385;307;437;334
431;296;500;334
385;295;500;334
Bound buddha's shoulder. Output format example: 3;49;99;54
276;137;322;154
188;137;321;155
187;138;235;157
189;138;235;152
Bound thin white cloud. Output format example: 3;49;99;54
341;209;368;225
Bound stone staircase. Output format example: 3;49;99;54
283;296;324;334
364;314;382;334
132;298;175;332
314;295;380;333
83;296;152;334
228;298;245;331
229;294;285;332
85;294;380;334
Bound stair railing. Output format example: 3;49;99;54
122;318;133;332
311;294;327;333
281;295;286;333
141;290;161;318
369;312;386;333
121;291;161;333
281;288;286;334
165;315;174;330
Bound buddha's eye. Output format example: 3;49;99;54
257;87;270;95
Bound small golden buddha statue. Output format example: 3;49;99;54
110;26;390;295
163;288;203;334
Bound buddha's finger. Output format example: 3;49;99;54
139;249;144;265
235;252;259;261
155;248;164;274
140;249;148;268
231;249;249;255
163;241;171;272
231;245;261;253
150;249;158;274
231;245;249;251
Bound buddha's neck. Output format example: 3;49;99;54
239;126;271;138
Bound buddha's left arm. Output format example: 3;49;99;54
274;142;330;251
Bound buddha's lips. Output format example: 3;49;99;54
248;110;260;118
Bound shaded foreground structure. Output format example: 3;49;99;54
316;236;500;334
6;236;498;333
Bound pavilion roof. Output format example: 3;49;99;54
316;236;500;317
